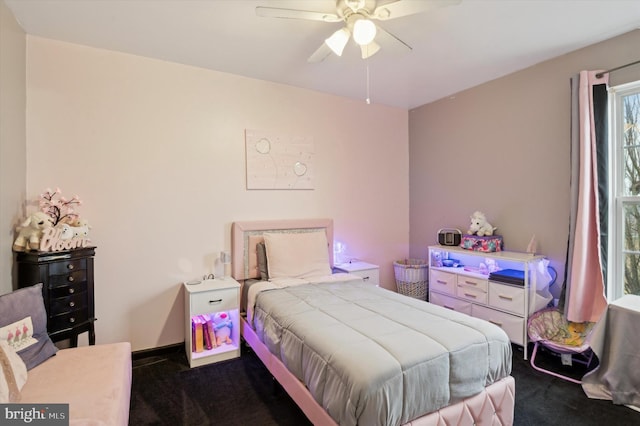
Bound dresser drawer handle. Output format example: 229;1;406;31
362;276;370;281
443;305;454;310
69;317;76;323
489;319;503;327
67;264;75;270
464;280;477;286
208;299;223;304
498;295;513;301
68;276;74;282
68;288;75;294
463;292;477;298
69;301;75;308
436;280;447;285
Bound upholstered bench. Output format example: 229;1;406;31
20;342;132;425
1;284;132;425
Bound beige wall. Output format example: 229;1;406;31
25;37;409;350
409;29;640;298
0;1;26;295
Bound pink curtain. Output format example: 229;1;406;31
565;71;608;323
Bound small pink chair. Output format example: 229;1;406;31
527;307;596;384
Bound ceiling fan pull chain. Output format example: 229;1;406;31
365;57;371;105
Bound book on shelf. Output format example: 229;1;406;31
200;314;217;349
193;316;204;353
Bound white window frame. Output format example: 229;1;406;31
608;80;640;301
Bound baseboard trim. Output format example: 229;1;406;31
132;342;184;360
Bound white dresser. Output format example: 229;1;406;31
428;245;545;359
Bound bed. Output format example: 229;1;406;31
231;218;515;426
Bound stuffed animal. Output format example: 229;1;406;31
467;211;497;237
213;311;233;346
13;212;53;251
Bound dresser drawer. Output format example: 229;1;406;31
48;269;87;287
456;274;487;304
489;282;525;315
429;270;456;296
49;309;89;333
49;281;88;299
49;258;87;275
429;291;472;315
191;288;238;315
472;304;525;345
50;292;88;315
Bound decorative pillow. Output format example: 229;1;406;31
263;231;331;279
0;284;58;370
0;340;27;403
256;242;269;281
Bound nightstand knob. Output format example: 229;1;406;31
68;276;74;282
67;264;74;270
69;317;76;323
69;301;75;308
69;288;75;294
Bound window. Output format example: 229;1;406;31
609;80;640;299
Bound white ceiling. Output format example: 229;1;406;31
5;0;640;109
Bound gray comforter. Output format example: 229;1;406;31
252;280;512;426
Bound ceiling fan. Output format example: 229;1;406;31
256;0;462;63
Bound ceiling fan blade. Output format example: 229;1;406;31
372;0;462;21
308;43;333;63
256;6;341;22
375;26;412;54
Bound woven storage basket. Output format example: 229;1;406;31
394;259;428;300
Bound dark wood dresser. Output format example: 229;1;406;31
14;247;96;346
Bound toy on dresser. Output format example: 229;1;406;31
213;312;233;346
12;212;53;251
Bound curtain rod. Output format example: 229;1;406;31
595;59;640;79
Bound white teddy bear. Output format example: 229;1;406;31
13;212;53;251
467;211;497;237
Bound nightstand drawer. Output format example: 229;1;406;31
350;269;379;286
48;270;87;287
191;288;238;315
50;293;88;314
49;281;87;299
430;270;456;295
49;309;89;332
489;282;525;315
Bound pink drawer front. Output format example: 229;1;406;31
430;269;456;296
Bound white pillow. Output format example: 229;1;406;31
263;231;331;279
0;340;28;403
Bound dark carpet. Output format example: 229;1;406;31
129;343;639;425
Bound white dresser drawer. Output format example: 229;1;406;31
456;274;488;304
429;291;472;315
489;282;525;315
472;304;525;345
191;288;239;316
430;269;456;296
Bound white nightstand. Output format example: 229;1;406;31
183;278;241;368
334;261;380;286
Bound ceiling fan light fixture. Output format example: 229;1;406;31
353;19;377;46
360;41;380;59
325;27;351;56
